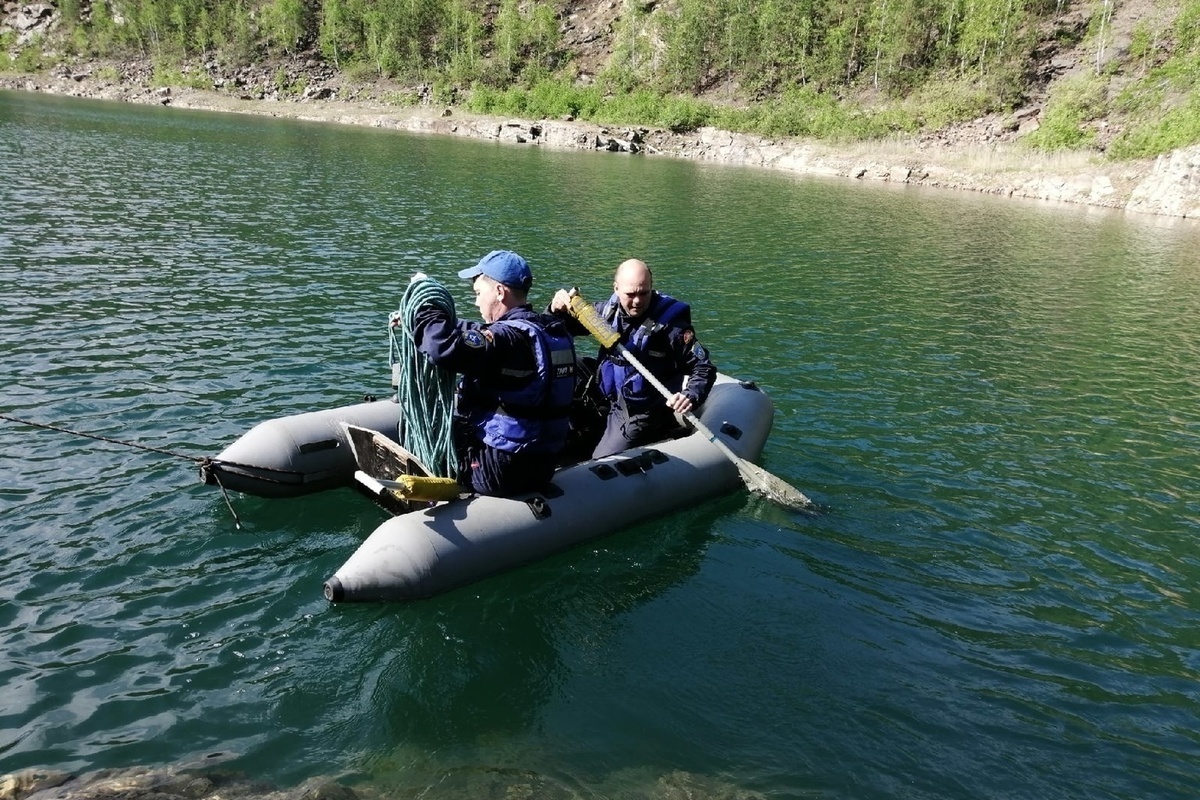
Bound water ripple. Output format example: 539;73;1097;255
4;91;1200;799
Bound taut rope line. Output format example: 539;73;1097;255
0;411;300;529
1;412;205;462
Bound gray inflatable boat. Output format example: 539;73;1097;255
203;373;774;602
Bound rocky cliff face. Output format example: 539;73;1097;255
1126;148;1200;217
4;0;1200;219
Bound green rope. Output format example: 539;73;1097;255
389;276;459;479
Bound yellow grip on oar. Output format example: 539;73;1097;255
388;474;463;501
567;291;620;349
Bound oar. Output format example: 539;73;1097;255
566;291;816;512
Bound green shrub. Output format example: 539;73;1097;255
593;89;665;127
904;75;999;129
261;0;312;55
523;82;561;117
0;31;14;70
525;78;600;119
151;61;213;90
655;95;712;132
465;84;530;116
1175;1;1200;53
468;81;581;122
701;86;921;142
737;87;837;138
446;48;481;86
274;67;307;96
464;83;500;114
1107;93;1200;159
1024;73;1106;152
12;39;54;73
382;89;420;107
75;0;123;57
430;79;457;106
1112;78;1164;116
344;59;379;82
1024;104;1096;151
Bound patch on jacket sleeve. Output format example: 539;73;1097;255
463;329;488;348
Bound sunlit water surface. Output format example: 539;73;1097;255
3;90;1200;800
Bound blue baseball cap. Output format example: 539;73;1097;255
458;250;533;291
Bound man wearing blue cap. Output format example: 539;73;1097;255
410;250;577;496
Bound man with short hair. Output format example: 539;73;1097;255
552;258;715;458
412;249;576;496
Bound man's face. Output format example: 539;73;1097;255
614;273;652;319
473;276;506;323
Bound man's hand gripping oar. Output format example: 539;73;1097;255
564;289;816;512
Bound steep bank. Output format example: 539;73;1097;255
4;56;1200;219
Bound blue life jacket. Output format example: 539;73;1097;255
597;292;690;410
462;315;576;455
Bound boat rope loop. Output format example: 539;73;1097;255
388;275;459;479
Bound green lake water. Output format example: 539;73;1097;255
2;89;1200;799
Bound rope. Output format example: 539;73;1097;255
0;412;258;527
0;412;304;480
0;413;205;462
0;412;345;528
389;276;460;478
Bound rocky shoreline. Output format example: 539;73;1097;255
4;0;1200;219
0;758;363;800
4;59;1200;221
0;759;750;800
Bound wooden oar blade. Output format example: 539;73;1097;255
737;460;816;512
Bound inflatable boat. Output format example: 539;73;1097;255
202;372;775;602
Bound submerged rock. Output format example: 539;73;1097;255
0;754;356;800
0;769;71;800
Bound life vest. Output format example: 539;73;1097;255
461;314;577;455
597;292;690;410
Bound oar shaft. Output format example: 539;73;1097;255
569;288;741;458
612;342;732;457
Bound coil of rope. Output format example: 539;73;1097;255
389;274;459;479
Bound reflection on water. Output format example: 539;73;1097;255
3;89;1200;800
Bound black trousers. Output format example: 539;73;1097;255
591;402;677;459
457;439;557;497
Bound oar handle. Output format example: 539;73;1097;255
567;289;619;348
613;344;742;462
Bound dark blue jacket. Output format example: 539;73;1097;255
412;305;576;455
594;291;715;415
